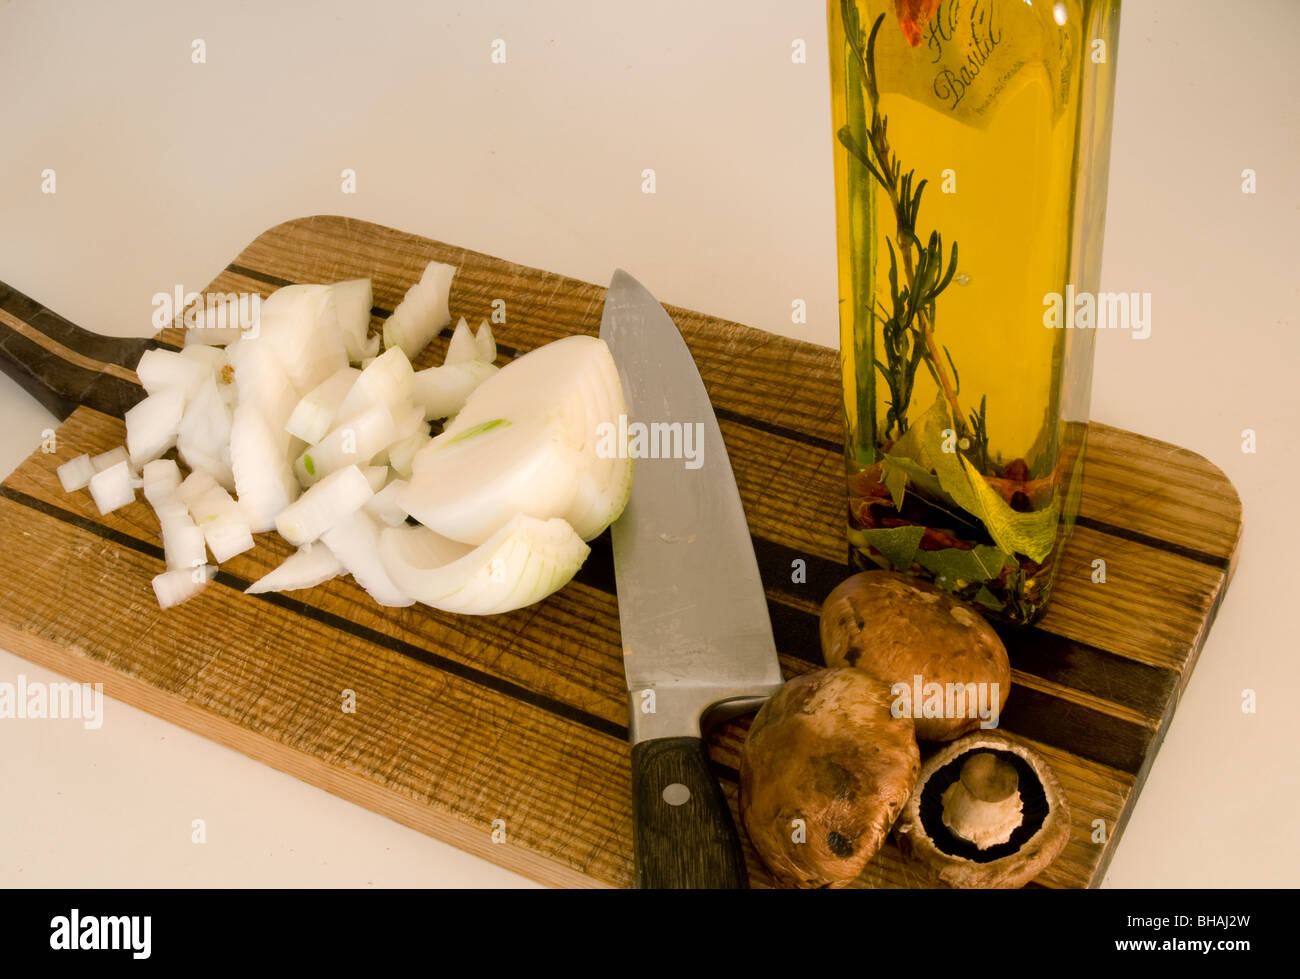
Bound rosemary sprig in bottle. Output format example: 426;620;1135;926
837;4;965;442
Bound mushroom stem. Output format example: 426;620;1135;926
941;752;1023;849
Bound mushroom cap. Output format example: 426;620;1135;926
895;733;1071;888
740;667;920;888
820;571;1011;741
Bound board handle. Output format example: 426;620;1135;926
630;736;749;889
0;279;158;420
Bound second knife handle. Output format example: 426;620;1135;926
630;736;749;889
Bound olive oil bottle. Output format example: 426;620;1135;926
828;0;1120;623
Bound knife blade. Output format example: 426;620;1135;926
600;269;785;889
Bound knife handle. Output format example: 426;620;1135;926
0;279;156;421
631;736;749;889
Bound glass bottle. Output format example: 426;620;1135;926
828;0;1121;624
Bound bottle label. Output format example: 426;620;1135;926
873;0;1073;127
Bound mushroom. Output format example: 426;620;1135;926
895;733;1071;888
739;667;919;888
820;571;1010;741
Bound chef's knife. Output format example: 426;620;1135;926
599;270;785;889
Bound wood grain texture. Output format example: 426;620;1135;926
0;215;1242;889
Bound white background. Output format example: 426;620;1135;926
1;0;1296;887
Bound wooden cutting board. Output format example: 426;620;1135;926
0;215;1242;888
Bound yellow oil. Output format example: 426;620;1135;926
829;0;1120;622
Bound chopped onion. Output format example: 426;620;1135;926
258;284;349;393
383;260;455;359
444;317;478;365
152;565;214;608
230;401;300;532
125;388;185;466
410;360;497;421
408;334;632;542
91;446;131;473
361;465;389;493
226;337;298;443
177;469;218;507
59;264;618;616
474;320;497;363
285;366;359;445
329;278;374;362
275;464;373;546
364;478;409;527
379;514;588;615
135;348;210;401
386;430;429;479
177;376;235;490
294;403;398;486
141;458;183;505
321;509;414;607
179;344;227;374
57;454;95;492
152;499;208;571
187;484;253;562
335;346;414;421
88;460;136;514
403;412;584;545
246;541;342;594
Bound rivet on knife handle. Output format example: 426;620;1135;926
631;736;749;889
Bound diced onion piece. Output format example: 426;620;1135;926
403;412;583;545
91;446;131;473
141;459;183;505
230;401;300;533
274;464;373;546
335;346;414;421
321;510;414;607
57;454;95;492
444;317;478;365
258;284;349;393
179;344;227;374
386;430;429;479
135;349;210;401
152;566;214;609
227;337;298;444
177;376;235;490
246;541;343;594
410;360;497;421
372;403;426;469
361;465;389;493
364;479;409;527
88;460;136;514
379;514;588;615
329;278;374;362
125;388;185;466
153;500;208;571
285;366;359;445
188;484;254;562
294;403;398;487
176;469;216;506
474;319;496;363
383;261;455;360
